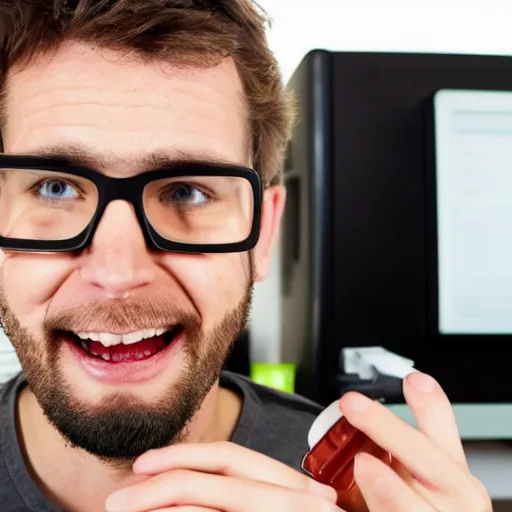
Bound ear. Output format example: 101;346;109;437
252;185;286;282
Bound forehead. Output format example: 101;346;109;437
2;42;249;172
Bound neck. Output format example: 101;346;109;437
16;381;242;512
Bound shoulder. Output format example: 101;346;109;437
220;371;322;420
0;373;25;402
220;371;322;471
0;373;23;406
0;373;25;434
0;372;26;434
0;373;32;510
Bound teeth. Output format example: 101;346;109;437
76;328;166;347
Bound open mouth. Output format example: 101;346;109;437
64;325;183;363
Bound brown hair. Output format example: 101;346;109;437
0;0;295;185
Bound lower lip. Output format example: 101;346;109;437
64;333;182;384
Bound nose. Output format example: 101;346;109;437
79;201;157;298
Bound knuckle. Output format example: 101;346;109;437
214;439;237;458
286;491;338;512
453;476;492;512
305;477;338;502
157;469;198;502
467;480;493;512
211;440;237;472
162;468;193;485
215;440;232;450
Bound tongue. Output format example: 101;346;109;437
86;335;166;363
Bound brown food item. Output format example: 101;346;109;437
302;415;392;512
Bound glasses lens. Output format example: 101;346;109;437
0;168;98;241
143;175;254;244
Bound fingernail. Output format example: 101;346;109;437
354;452;370;473
105;491;128;512
340;392;371;414
407;372;437;393
354;451;367;463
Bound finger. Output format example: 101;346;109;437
338;391;466;491
151;506;221;512
355;453;434;512
403;372;467;469
150;508;220;512
391;456;492;512
105;469;343;512
134;441;336;501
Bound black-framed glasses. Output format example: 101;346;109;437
0;155;262;253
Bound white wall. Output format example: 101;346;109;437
261;0;512;84
249;0;512;363
3;1;512;376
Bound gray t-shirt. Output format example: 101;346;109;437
0;371;322;511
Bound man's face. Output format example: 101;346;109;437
0;43;282;462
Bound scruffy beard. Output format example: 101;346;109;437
0;283;252;467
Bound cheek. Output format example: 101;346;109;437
161;253;249;329
1;254;73;329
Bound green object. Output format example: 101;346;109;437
250;362;296;394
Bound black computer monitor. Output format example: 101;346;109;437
281;50;512;405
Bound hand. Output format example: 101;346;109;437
342;371;492;511
104;372;492;512
104;441;342;512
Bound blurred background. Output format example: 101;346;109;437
252;3;512;509
250;0;512;367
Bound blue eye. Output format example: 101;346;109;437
39;180;78;199
171;184;208;205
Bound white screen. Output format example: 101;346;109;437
434;89;512;334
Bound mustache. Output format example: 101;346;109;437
43;299;200;334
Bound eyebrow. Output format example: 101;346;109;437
24;143;248;175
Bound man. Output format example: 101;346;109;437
0;1;492;511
